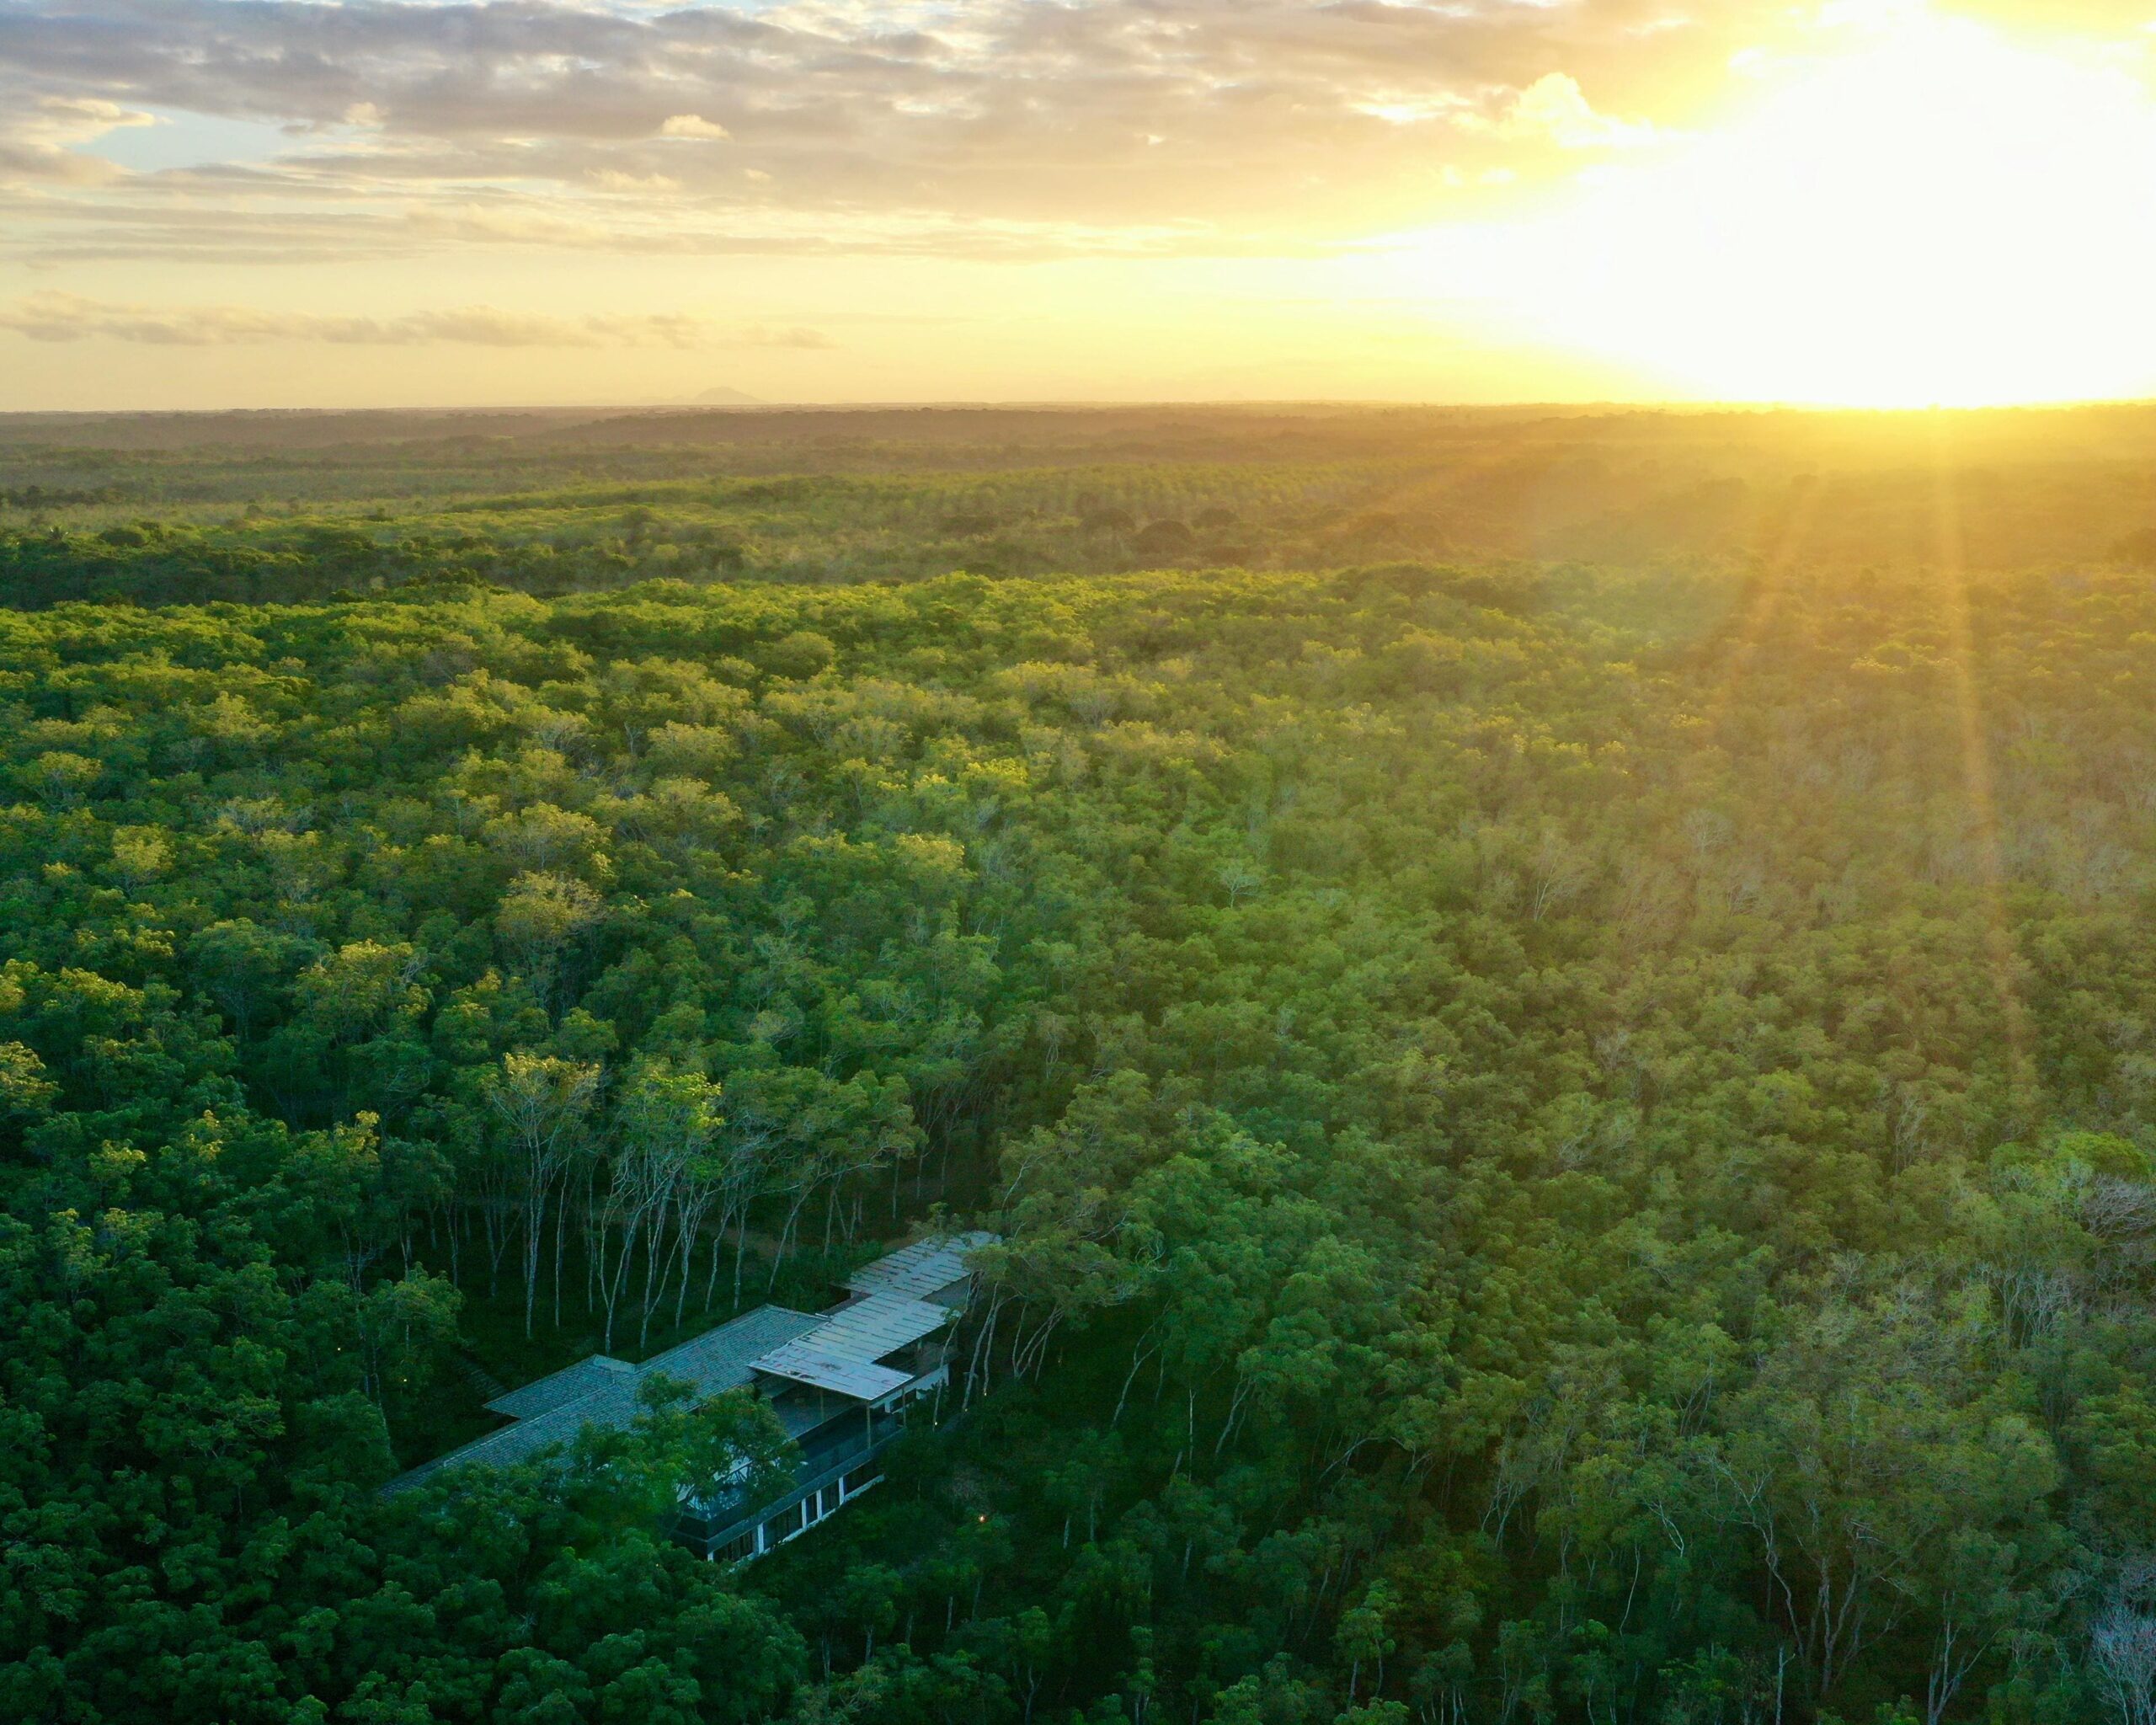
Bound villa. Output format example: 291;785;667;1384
387;1230;997;1562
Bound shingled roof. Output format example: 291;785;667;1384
387;1304;821;1494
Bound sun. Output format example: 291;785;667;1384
1434;11;2156;408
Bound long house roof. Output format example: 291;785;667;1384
387;1231;995;1495
387;1304;821;1493
484;1354;635;1421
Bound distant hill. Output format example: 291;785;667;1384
693;386;762;406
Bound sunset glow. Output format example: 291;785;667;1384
1475;12;2156;406
2;1;2153;408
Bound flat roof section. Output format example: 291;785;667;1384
752;1342;915;1402
803;1290;953;1360
748;1290;955;1406
844;1231;996;1302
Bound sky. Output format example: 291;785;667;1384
3;0;2156;409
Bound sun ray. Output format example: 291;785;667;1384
1690;475;1826;746
1927;427;2039;1115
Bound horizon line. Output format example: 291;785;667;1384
6;395;2156;420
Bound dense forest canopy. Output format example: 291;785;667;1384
3;407;2156;1725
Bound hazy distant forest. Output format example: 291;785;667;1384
8;401;2156;1725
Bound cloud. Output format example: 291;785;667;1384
1501;73;1663;149
0;176;1245;271
737;323;838;350
12;94;155;146
0;0;2134;264
0;93;155;184
658;114;730;141
590;168;681;191
0;291;834;350
0;1;1783;229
